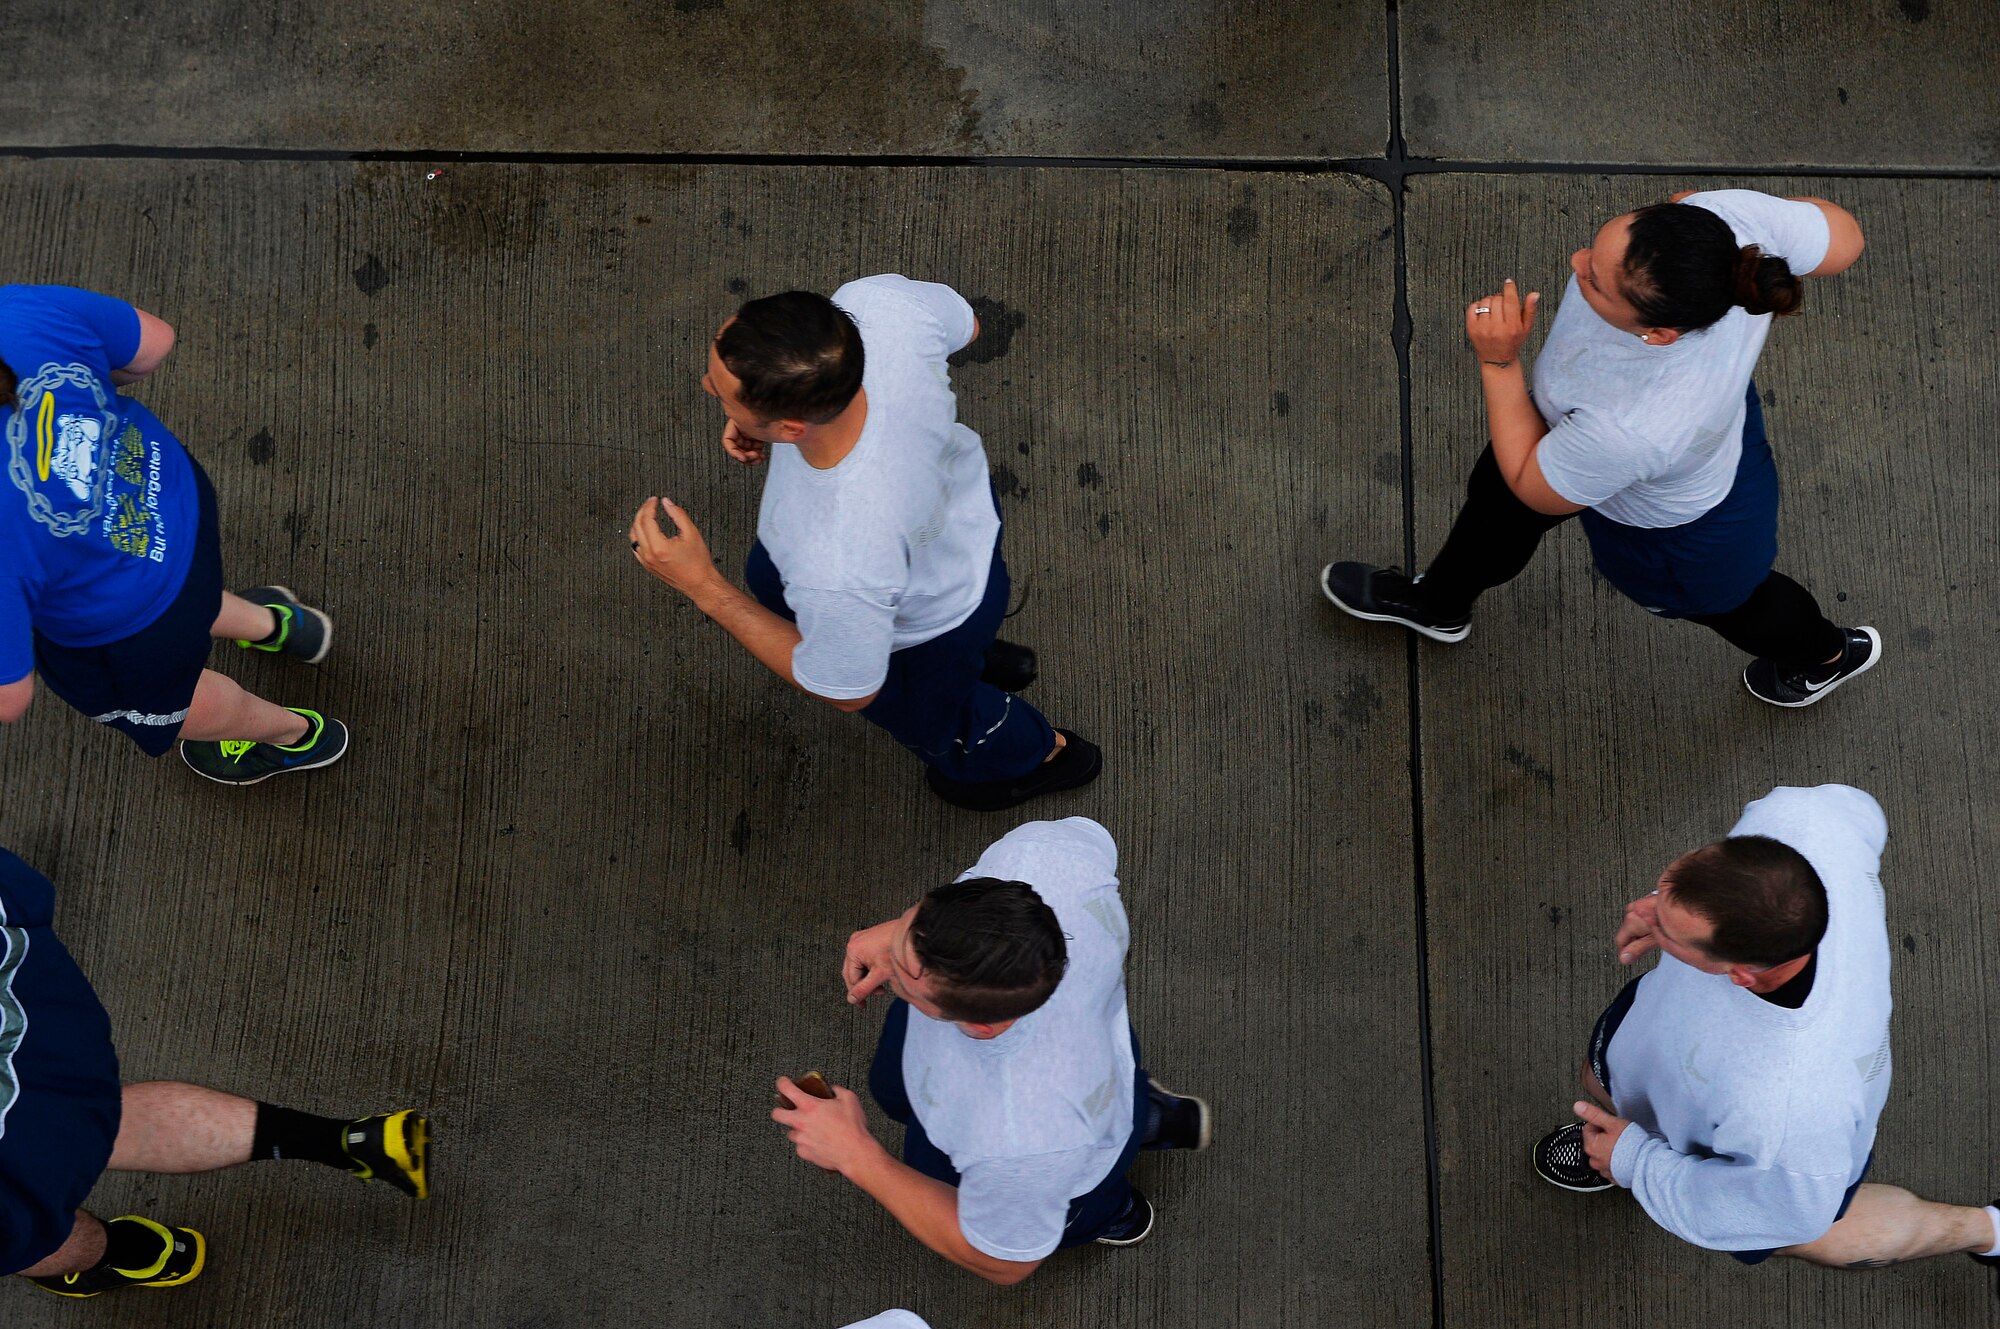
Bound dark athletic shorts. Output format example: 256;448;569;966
1587;976;1875;1266
0;848;121;1274
1577;383;1780;619
32;456;224;757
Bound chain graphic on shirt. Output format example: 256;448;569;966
0;919;26;1137
6;362;120;537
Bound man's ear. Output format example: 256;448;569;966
775;418;809;442
1726;965;1760;988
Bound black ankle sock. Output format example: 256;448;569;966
251;606;286;646
96;1216;169;1272
250;1102;353;1169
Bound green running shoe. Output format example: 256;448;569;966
342;1109;431;1199
181;709;349;786
29;1216;205;1297
234;585;333;663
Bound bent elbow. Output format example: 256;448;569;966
827;691;879;714
979;1265;1036;1288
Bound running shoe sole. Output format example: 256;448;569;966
1319;563;1470;644
1742;626;1881;709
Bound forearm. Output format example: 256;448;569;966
843;1146;1034;1285
1478;361;1550;487
684;575;805;686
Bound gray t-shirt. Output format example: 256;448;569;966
1607;784;1892;1251
1533;190;1833;528
755;274;1000;700
902;818;1137;1262
837;1313;932;1329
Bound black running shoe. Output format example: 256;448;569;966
1969;1200;2000;1296
29;1216;205;1297
181;710;349;786
1320;562;1470;643
1140;1076;1212;1151
980;639;1037;692
234;585;333;664
1532;1122;1615;1193
1093;1190;1156;1247
925;729;1102;812
1742;626;1881;708
341;1109;431;1199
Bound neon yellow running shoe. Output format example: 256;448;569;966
29;1215;205;1297
342;1109;431;1199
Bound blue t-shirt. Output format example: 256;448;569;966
0;285;198;680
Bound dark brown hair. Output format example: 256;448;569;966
715;291;864;424
1666;835;1827;968
910;876;1067;1024
1621;202;1805;331
0;358;14;410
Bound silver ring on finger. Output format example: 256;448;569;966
1474;306;1492;314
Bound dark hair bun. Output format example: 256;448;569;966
1731;245;1804;318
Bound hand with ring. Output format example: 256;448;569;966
1466;278;1540;365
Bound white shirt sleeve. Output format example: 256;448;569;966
1680;190;1833;276
835;274;978;356
1610;1126;1854;1251
836;1313;933;1329
786;585;898;700
955;1148;1105;1262
1532;409;1654;508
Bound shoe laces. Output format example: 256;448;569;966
218;740;258;761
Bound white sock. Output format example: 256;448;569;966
1981;1205;2000;1257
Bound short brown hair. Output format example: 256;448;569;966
715;291;863;424
911;877;1067;1024
1666;835;1827;968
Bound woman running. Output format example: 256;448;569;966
1322;189;1873;708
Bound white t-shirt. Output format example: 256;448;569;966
902;818;1137;1263
1606;785;1892;1251
756;274;1000;700
1532;190;1833;528
837;1313;932;1329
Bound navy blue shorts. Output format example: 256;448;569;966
0;848;121;1274
1587;976;1643;1097
1578;384;1779;619
33;455;224;756
1729;1152;1874;1265
868;999;1146;1248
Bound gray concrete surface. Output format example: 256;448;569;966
0;160;1425;1327
0;1;1387;159
1400;0;2000;168
1396;172;2000;1326
4;5;1999;1327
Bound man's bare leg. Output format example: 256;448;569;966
1577;1060;1615;1113
15;1213;107;1278
1777;1184;1995;1268
210;592;277;644
180;670;309;745
108;1082;254;1173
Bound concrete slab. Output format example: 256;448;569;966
0;161;1422;1326
1396;173;2000;1324
0;2;1387;160
1400;2;2000;168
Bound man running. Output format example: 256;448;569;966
0;283;347;784
1535;785;2000;1281
772;817;1209;1282
629;276;1099;811
0;844;428;1296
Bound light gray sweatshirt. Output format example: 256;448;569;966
1607;784;1892;1251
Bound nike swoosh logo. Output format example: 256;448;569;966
1803;675;1841;692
